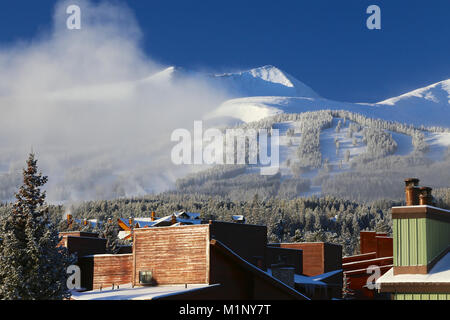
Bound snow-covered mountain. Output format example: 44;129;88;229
205;66;450;129
377;79;450;107
210;65;319;99
38;64;450;128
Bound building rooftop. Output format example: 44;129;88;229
70;283;216;300
377;252;450;285
391;205;450;213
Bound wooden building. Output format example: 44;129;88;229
67;220;343;300
376;178;450;300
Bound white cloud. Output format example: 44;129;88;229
0;0;228;202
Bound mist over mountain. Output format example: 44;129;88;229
0;0;449;204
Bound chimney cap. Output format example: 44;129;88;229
419;186;432;191
405;178;420;186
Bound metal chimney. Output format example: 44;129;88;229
404;178;420;206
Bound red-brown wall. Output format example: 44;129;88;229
344;264;393;299
343;256;393;272
360;231;378;255
376;237;393;258
132;225;210;286
359;232;393;258
78;254;132;290
342;252;377;264
343;231;394;299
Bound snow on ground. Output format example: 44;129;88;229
207;97;284;123
378;79;450;106
272;121;301;176
320;118;366;171
244;117;420;197
389;131;413;156
188;65;449;197
211;65;319;98
209;95;450;128
425;132;450;161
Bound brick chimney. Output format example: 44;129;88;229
404;178;420;206
171;214;177;225
151;211;156;222
67;213;73;228
128;217;133;226
419;187;433;205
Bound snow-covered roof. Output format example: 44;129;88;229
391;205;450;213
70;283;216;300
118;230;131;240
117;212;202;230
88;219;101;228
134;218;157;228
265;268;326;286
151;212;202;227
377;253;450;285
175;211;201;219
311;269;343;282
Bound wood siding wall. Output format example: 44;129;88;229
360;231;378;255
78;254;132;290
426;218;450;264
393;217;427;267
393;217;450;267
132;225;210;286
393;206;450;270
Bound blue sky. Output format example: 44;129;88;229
0;0;449;102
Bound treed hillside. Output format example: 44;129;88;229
2;189;450;257
1;189;449;256
1;108;450;256
0;194;390;256
176;110;450;202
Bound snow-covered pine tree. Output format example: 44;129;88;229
0;153;74;300
101;218;120;254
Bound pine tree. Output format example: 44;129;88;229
0;153;74;300
101;218;120;254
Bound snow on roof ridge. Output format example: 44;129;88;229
392;204;450;213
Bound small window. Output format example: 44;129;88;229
139;271;153;285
